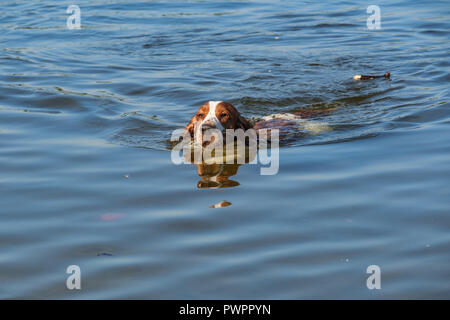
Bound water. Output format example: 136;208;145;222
0;0;449;299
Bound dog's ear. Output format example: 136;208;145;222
185;117;195;137
237;114;252;130
225;102;252;130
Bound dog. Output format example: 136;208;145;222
185;101;252;144
185;101;332;144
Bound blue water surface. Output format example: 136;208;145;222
0;0;449;298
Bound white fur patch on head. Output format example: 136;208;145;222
203;101;224;131
194;100;224;144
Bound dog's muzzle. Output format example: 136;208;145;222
201;121;217;131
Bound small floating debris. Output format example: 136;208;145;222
97;252;113;257
209;201;232;209
353;72;390;80
124;174;130;179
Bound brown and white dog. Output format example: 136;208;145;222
185;100;332;144
185;101;252;144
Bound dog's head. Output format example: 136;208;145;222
185;101;252;144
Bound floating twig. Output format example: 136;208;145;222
353;72;390;80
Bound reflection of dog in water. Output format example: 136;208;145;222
196;162;241;189
183;144;257;189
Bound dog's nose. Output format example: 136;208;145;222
201;121;216;131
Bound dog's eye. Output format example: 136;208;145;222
220;113;228;119
197;113;204;118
